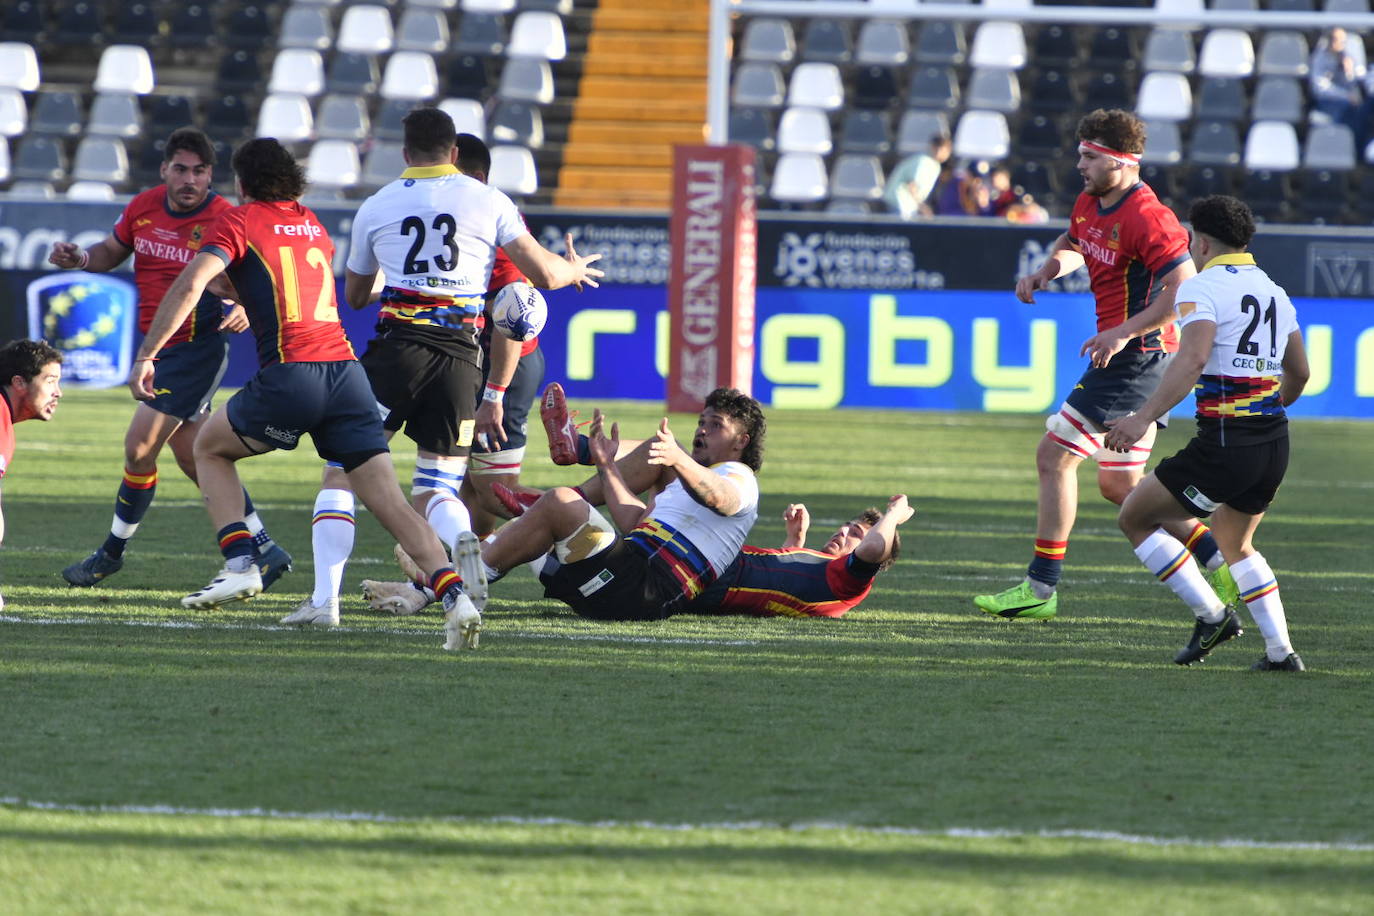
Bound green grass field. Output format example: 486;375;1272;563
2;389;1371;914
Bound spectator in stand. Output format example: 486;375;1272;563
1310;27;1363;137
935;159;996;217
882;135;951;220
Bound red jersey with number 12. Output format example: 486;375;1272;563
203;200;356;367
1067;182;1190;353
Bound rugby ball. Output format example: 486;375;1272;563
490;282;548;342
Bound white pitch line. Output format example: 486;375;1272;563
1;797;1369;852
0;614;760;647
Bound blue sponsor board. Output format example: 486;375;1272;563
25;272;136;387
533;285;1374;419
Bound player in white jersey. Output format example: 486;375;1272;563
1104;196;1310;670
288;108;602;626
468;388;766;624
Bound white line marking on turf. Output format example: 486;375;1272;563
2;797;1369;852
0;615;760;647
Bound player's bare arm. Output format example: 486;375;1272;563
1279;330;1310;407
48;235;132;273
588;409;650;532
1103;320;1215;453
1016;232;1085;304
1081;259;1198;367
854;495;915;565
502;232;604;291
782;504;810;548
128;252;226;400
648;419;745;516
475;320;522;447
343;268;386;310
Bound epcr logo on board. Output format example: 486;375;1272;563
773;231;940;290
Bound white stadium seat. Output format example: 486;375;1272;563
1244;120;1300;170
786;62;844;110
256;93;315;143
337;5;395;55
306;140;362;190
952;110;1009;160
770;152;828;203
508;11;567;61
380;51;440;101
0;42;40;92
1198;29;1255;78
94;45;155;95
438;97;486;140
268;49;326;98
776;106;832;155
1136;72;1193;121
969;22;1026;70
489;145;538;195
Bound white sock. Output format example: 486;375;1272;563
1134;529;1225;621
1027;578;1055;600
425;492;472;555
311;489;355;604
1230;552;1293;661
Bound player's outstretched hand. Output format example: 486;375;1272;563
1015;270;1051;304
219;304;250;333
1103;414;1150;453
587;408;620;467
886;494;915;524
1080;329;1129;368
127;359;157;402
646;417;687;468
565;233;604;290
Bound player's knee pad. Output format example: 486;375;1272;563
1092;420;1154;472
1045;404;1104;460
412;455;467;499
468;446;527;477
553;503;616;564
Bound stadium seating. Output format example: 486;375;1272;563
2;1;1371;220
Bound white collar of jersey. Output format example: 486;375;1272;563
400;164;461;179
1202;252;1256;271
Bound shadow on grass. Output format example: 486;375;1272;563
1;821;1371;889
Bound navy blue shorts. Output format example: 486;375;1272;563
148;332;229;421
473;345;545;455
1065;348;1172;428
227;361;388;466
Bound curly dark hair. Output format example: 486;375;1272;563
455;132;491;182
1076;108;1147;156
857;507;901;572
163;127;215;165
1188;195;1256;250
0;339;62;385
403;107;457;163
704;387;766;472
231;138;306;202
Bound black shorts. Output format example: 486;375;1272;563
1066;348;1172;428
362;338;481;456
148;332;229;421
539;537;689;621
473;345;545;454
227;360;389;466
1154;435;1290;517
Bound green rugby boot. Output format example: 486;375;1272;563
974;581;1058;620
1206;563;1240;608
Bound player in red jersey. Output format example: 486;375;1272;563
128;138;481;648
974;109;1233;621
0;339;64;608
49;128;291;592
684;495;911;618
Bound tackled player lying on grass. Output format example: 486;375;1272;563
367;401;913;620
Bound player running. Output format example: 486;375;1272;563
297;110;601;624
127;138;482;648
50;128;291;591
975;108;1233;621
1104;195;1309;670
